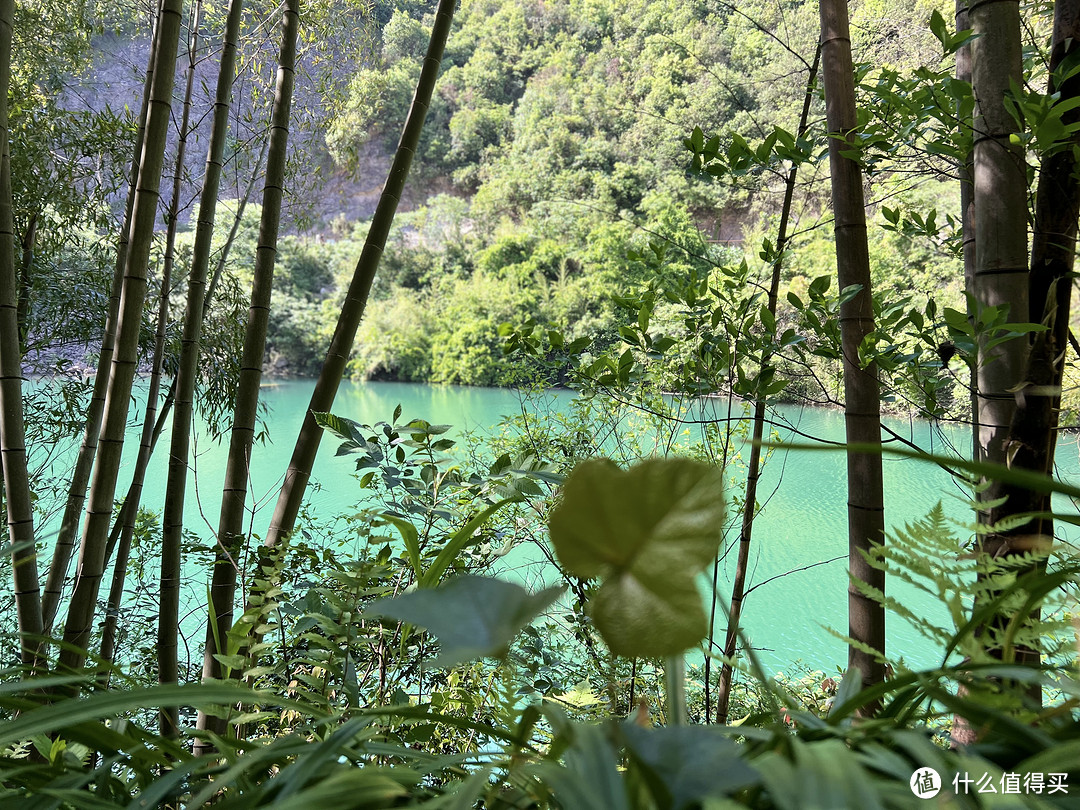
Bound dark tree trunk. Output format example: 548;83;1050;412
261;0;459;551
715;46;820;725
819;0;887;701
969;0;1027;494
100;0;201;676
40;4;161;636
983;0;1080;704
0;0;44;668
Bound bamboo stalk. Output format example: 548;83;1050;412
194;0;297;741
258;0;458;553
57;0;184;678
0;0;44;668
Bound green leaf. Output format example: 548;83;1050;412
622;725;759;806
838;283;864;305
942;306;971;334
313;411;362;444
263;770;412;810
928;9;947;47
758;739;885;810
1018;739;1080;774
759;305;776;334
0;683;313;748
548;458;725;656
532;723;630;810
214;653;248;671
413;768;492;808
367;576;565;667
998;321;1048;334
420;498;518;588
808;275;831;297
691;125;704;152
638;304;651;334
380;514;422;578
827;668;862;718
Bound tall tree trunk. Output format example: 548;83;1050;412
990;0;1080;547
261;0;458;555
97;392;173;667
951;0;982;748
1003;0;1080;523
715;46;820;725
819;0;886;700
157;0;248;737
100;0;201;675
966;0;1032;690
0;0;44;668
57;0;183;676
956;0;978;463
192;0;296;741
985;0;1080;698
40;6;162;635
970;0;1027;491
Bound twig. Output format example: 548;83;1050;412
744;555;846;598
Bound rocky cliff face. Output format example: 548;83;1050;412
23;14;449;379
75;25;424;237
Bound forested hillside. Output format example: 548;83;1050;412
272;0;962;389
22;0;964;393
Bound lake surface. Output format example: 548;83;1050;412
34;379;1080;676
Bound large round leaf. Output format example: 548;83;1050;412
548;458;725;656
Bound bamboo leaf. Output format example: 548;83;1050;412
0;683;315;748
419;498;518;588
622;724;759;806
380;514;422;578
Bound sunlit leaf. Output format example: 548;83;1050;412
548;458;724;656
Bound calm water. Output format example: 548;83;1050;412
34;380;1080;675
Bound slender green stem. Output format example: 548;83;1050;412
666;654;686;726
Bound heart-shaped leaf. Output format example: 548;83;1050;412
368;576;565;667
548;458;725;656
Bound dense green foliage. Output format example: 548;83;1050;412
4;434;1079;806
172;0;966;396
5;0;1080;806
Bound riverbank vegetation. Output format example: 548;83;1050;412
201;0;972;399
3;0;1080;806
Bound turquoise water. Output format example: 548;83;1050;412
32;380;1080;675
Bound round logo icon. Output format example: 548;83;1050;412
910;768;941;799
